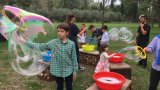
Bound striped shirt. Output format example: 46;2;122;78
26;39;78;77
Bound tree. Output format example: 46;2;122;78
99;0;110;26
60;0;80;9
81;0;94;10
123;0;138;22
150;0;160;27
137;0;160;27
9;0;32;9
110;0;117;11
120;0;125;16
90;2;100;10
91;10;101;22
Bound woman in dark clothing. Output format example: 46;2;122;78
66;13;84;71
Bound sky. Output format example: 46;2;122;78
94;0;121;5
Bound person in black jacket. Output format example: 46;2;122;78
66;13;84;71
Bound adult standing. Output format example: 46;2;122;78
66;13;84;71
134;15;151;69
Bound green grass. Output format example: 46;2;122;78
26;81;43;90
0;22;160;90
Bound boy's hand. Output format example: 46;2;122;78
144;47;148;52
73;73;77;80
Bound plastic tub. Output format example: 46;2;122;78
93;72;126;90
82;45;95;52
108;53;125;63
41;51;52;62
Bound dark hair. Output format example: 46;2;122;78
139;15;147;20
82;23;85;27
66;13;75;24
101;25;108;31
89;25;95;30
57;23;70;32
46;48;51;51
99;44;109;53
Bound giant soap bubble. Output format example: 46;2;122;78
0;6;54;76
108;28;120;41
118;46;146;62
119;27;134;43
108;27;134;44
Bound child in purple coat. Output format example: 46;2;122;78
144;34;160;90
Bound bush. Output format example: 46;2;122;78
50;8;64;21
29;7;123;22
60;8;70;21
104;12;111;22
36;7;49;18
81;10;91;22
104;11;123;22
70;9;83;22
90;10;101;22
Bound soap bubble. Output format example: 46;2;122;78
108;27;134;44
118;46;146;62
108;28;120;41
0;6;54;76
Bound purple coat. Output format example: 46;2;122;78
147;35;160;71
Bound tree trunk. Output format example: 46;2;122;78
158;17;160;28
151;21;154;28
101;0;105;26
102;9;104;26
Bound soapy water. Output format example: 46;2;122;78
97;77;120;84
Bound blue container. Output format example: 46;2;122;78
41;51;52;62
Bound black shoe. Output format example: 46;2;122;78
138;60;143;65
136;63;142;66
143;66;147;69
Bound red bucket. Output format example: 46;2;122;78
108;53;125;63
93;72;126;90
